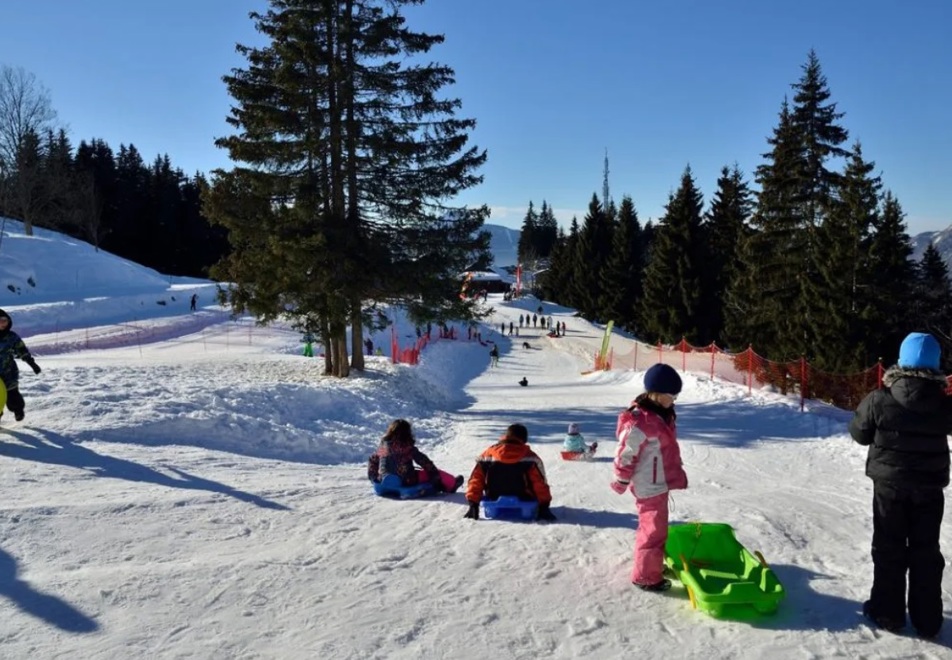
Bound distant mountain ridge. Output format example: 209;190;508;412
912;227;952;269
485;223;520;270
490;222;952;273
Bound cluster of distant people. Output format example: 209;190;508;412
498;315;566;338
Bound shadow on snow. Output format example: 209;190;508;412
0;546;98;633
0;428;289;511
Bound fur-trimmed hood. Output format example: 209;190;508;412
882;365;947;388
883;365;949;413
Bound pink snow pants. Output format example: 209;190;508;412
416;469;458;492
632;492;670;585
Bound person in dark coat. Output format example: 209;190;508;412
849;332;952;638
0;309;41;422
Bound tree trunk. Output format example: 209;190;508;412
321;318;333;376
350;302;364;371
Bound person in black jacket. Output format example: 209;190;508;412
850;332;952;638
0;309;41;422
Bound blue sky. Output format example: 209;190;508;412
2;0;950;235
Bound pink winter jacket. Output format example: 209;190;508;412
613;403;687;498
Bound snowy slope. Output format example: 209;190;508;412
0;219;948;659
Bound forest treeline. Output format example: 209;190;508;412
1;6;948;376
520;52;951;373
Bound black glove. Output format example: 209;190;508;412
27;359;40;375
463;502;480;520
537;503;557;522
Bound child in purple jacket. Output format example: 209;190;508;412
610;364;688;591
368;419;463;493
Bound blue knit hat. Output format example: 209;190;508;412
644;363;682;395
898;332;941;370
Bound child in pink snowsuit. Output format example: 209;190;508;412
610;363;688;591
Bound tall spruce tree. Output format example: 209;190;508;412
733;52;849;360
598;196;643;332
704;164;752;346
569;195;612;320
204;0;487;376
540;219;578;305
728;101;802;355
536;201;558;260
537;225;566;301
73;138;116;250
914;244;952;369
639;167;707;343
865;192;916;361
809;142;881;370
791;50;849;228
517;201;539;267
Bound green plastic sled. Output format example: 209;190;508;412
663;522;785;619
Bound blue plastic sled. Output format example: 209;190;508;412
481;496;538;520
373;474;437;499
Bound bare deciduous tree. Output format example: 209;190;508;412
0;65;58;235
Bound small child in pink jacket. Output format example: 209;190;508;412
610;363;688;591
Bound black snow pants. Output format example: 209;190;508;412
4;386;24;417
868;481;945;636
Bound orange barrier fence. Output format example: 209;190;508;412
597;338;886;411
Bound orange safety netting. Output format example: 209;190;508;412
596;338;886;411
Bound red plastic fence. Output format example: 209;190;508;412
391;326;459;366
597;338;885;411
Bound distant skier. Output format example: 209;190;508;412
489;344;499;367
190;294;198;311
0;309;41;422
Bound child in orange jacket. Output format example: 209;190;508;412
463;423;556;521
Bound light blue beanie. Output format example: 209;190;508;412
898;332;941;370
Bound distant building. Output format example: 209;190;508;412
460;269;511;295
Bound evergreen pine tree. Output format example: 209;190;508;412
791;50;849;229
517;201;539;268
913;244;952;369
704;164;752;346
639;167;707;343
570;195;613;320
734;53;849;361
598;196;643;332
865;192;916;362
732;100;807;357
204;0;487;376
536;201;559;260
808;142;881;371
542;219;580;308
73;138;116;250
